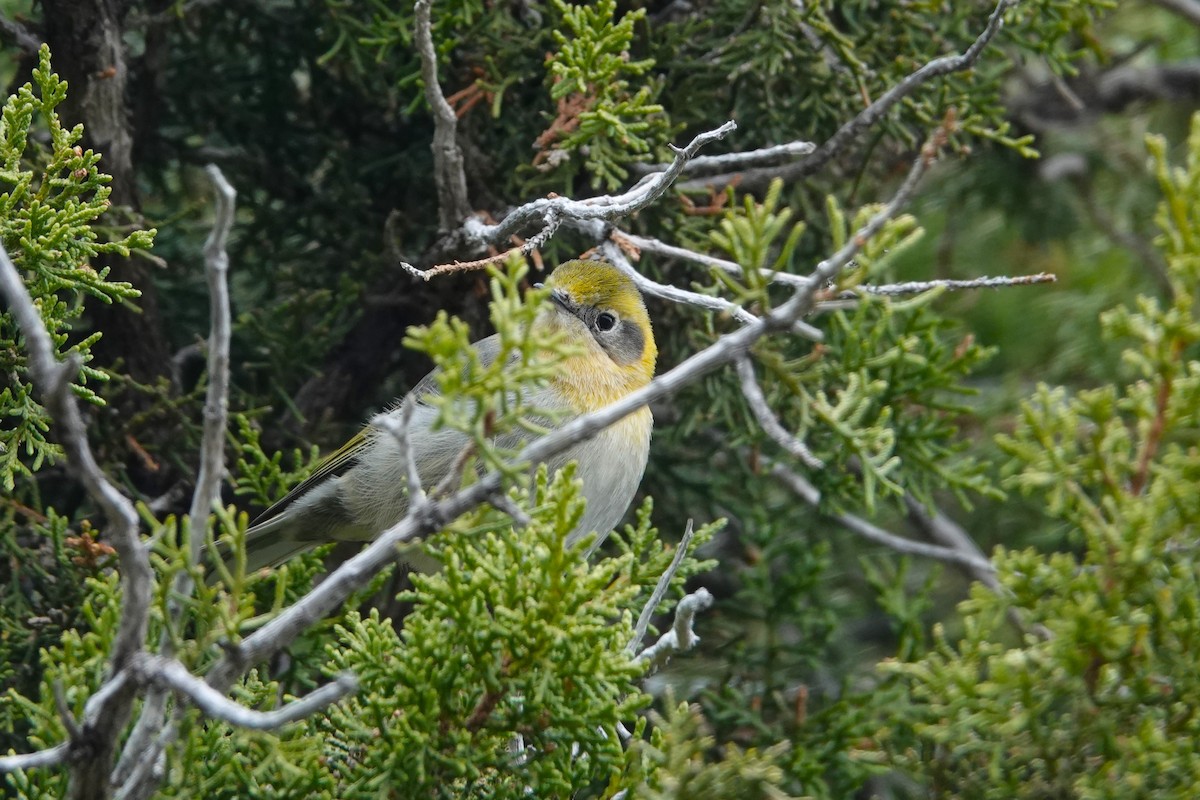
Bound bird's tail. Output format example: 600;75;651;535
206;512;317;586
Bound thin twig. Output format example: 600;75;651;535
53;679;82;740
616;230;814;290
771;463;997;576
430;442;477;499
190;165;236;524
131;655;357;730
488;492;532;528
594;231;825;340
414;0;471;229
635;588;714;673
902;493;998;590
632;139;816;177
850;273;1057;296
628;520;697;655
115;166;238;789
467;121;737;249
374;398;426;507
620;232;1055;302
595;239;741;325
403;247;521;282
735;356;825;469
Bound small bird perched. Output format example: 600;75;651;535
233;259;657;575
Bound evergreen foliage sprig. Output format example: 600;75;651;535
0;45;155;490
884;112;1200;799
322;467;647;797
538;0;668;191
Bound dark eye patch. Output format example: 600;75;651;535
597;318;645;366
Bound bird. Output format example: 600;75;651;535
230;259;657;577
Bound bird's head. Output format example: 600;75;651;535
537;259;657;410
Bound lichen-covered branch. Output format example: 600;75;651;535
635;589;714;673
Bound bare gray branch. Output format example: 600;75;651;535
191;165;236;527
468;121;737;248
117;166;238;790
0;12;40;54
628;521;697;655
415;0;471;229
131;655;357;730
634;139;816;178
903;493;999;590
0;743;70;774
772;463;997;576
635;588;714;673
0;243;152;799
736;356;824;469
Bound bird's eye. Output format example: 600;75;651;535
596;311;618;332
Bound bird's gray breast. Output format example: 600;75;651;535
548;411;651;553
347;393;650;556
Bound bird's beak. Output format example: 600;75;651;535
548;288;576;315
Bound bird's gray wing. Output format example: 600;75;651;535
249;333;505;530
406;332;503;401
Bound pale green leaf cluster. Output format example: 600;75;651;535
614;700;796;800
884;113;1200;799
684;180;994;514
541;0;668;190
402;259;576;478
0;45;156;491
232;414;324;509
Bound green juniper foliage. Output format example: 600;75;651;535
0;45;155;763
321;468;647;798
0;45;154;490
538;0;668;191
0;0;1151;797
883;114;1200;799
